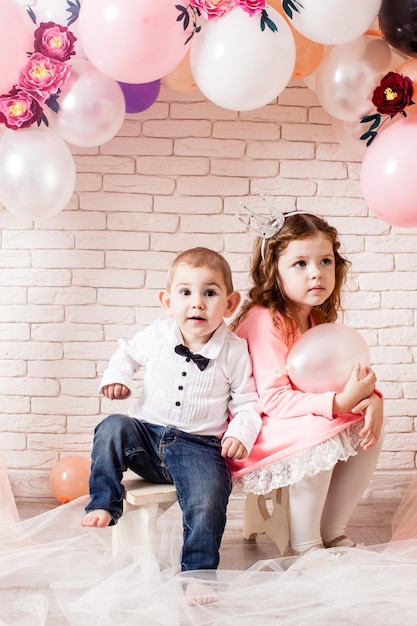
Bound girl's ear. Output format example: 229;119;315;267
224;291;241;318
159;290;172;315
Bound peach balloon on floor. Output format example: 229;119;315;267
50;456;91;504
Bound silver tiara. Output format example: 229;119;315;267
237;190;303;240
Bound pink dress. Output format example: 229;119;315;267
229;305;365;494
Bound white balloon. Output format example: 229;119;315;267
0;126;76;221
49;59;125;147
289;0;382;45
30;0;70;24
286;323;371;394
190;6;295;111
315;36;391;121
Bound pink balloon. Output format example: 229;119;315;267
49;59;126;147
286;324;370;393
78;0;193;83
0;1;34;93
360;115;417;227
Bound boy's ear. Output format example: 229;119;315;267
159;290;172;315
224;291;241;318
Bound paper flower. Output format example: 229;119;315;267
190;0;235;20
33;21;77;62
0;20;76;130
0;87;43;130
360;71;415;146
177;0;276;38
18;52;71;102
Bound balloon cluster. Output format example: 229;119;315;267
1;0;417;225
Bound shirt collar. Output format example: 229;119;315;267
170;319;228;360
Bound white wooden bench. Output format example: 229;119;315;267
242;487;290;556
112;477;290;558
112;478;178;556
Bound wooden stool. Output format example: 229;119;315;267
112;478;178;556
242;487;290;556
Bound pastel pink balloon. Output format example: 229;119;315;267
78;0;192;83
286;323;370;393
360;115;417;227
50;59;126;147
0;0;34;93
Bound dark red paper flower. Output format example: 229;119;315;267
34;21;77;63
0;87;43;130
372;71;414;115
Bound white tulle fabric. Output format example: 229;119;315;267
233;421;363;495
1;452;417;625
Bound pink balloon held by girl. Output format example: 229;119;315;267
230;201;384;554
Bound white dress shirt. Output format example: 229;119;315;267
99;318;262;454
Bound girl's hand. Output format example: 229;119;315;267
333;362;376;415
352;393;384;449
102;383;130;400
222;437;248;460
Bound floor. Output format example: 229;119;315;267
16;493;401;571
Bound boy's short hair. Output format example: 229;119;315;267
167;247;234;294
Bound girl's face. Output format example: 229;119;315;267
277;232;336;321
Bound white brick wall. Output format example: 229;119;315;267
1;80;416;499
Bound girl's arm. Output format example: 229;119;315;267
236;307;336;420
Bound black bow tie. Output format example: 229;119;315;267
174;344;210;371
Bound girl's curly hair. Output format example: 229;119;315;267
231;213;350;336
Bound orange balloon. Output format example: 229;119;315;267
398;59;417;115
50;456;91;504
266;0;324;78
163;51;197;92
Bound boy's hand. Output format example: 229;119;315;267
102;383;130;400
351;393;384;450
221;437;248;460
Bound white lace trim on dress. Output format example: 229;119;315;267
233;420;364;495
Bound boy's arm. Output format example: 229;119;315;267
224;338;262;455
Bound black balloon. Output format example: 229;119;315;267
379;0;417;57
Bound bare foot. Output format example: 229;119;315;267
185;582;217;606
80;509;112;528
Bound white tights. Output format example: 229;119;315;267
289;436;383;553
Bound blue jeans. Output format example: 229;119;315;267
85;414;232;571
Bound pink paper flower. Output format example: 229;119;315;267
17;52;72;101
234;0;266;16
190;0;235;20
0;87;44;130
34;21;77;62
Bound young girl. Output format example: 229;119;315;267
229;211;384;555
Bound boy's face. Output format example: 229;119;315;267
159;263;240;350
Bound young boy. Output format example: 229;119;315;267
81;247;261;576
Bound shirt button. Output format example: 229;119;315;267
178;385;183;390
175;401;181;406
186;357;191;362
182;371;187;376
